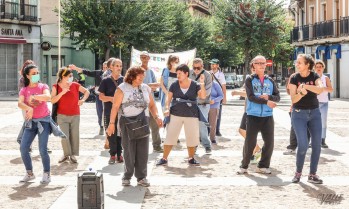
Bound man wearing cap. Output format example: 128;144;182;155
140;51;163;153
189;58;213;154
209;59;226;136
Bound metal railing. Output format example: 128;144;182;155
291;19;341;43
20;4;37;21
340;16;349;36
313;20;339;39
0;1;37;21
2;1;19;19
291;27;299;42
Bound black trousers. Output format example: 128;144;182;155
241;115;274;169
104;114;122;157
287;112;311;150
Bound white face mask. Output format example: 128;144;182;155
68;76;74;83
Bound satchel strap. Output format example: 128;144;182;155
120;86;147;116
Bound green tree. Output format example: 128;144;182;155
214;0;286;75
60;0;188;62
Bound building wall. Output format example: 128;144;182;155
340;44;349;98
40;0;95;87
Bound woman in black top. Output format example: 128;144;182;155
289;54;324;184
156;64;206;166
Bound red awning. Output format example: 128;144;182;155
0;37;27;44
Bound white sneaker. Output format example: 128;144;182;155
255;167;272;174
283;149;296;155
137;178;150;187
236;168;248;175
20;173;35;182
40;173;51;184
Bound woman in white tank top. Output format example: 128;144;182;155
315;60;333;148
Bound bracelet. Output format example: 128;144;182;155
154;115;160;120
109;122;115;124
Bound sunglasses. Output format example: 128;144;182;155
193;67;201;70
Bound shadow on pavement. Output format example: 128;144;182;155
164;165;213;178
9;183;65;200
299;182;345;204
10;155;41;164
107;186;146;203
320;148;345;156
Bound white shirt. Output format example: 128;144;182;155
212;70;226;85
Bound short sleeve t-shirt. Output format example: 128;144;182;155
99;76;123;115
290;71;320;109
119;83;152;117
54;82;81;115
19;83;50;119
169;80;201;118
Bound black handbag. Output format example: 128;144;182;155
51;83;59;123
123;110;150;140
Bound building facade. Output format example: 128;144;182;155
290;0;349;98
0;0;40;93
40;0;95;87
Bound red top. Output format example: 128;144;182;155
54;82;81;116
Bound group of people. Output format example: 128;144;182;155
16;51;332;186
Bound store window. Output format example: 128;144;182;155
0;44;18;91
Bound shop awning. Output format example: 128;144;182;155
0;37;27;44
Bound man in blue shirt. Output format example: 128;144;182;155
140;51;163;152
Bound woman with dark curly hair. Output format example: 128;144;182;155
289;54;324;184
106;66;162;187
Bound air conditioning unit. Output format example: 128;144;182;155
19;15;24;20
298;30;303;41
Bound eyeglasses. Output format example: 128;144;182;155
254;62;266;65
193;67;201;71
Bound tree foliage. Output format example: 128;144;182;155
60;0;193;61
214;0;287;74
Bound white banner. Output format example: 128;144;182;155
130;47;197;82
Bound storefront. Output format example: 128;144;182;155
0;22;40;93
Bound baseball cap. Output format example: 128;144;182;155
209;59;219;64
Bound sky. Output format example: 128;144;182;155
276;0;290;8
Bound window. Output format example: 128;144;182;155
51;55;65;76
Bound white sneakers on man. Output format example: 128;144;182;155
20;173;35;182
40;172;51;184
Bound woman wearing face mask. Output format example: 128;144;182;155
51;67;89;164
159;55;179;113
18;65;52;183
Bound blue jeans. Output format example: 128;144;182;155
319;102;328;139
291;108;322;174
20;121;51;173
198;104;211;149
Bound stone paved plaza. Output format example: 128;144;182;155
0;87;348;208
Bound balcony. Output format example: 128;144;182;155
313;20;340;39
20;4;37;21
291;19;340;43
340;16;349;36
188;0;211;15
1;1;19;20
291;27;299;42
0;1;37;22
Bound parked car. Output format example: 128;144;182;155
225;73;239;89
